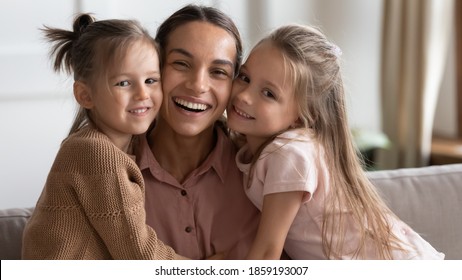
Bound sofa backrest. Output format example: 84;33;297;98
1;164;461;260
0;207;33;260
368;163;462;260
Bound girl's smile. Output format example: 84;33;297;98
227;40;299;152
231;105;254;119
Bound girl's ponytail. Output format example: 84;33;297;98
42;14;95;74
72;13;93;37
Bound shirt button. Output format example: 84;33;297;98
185;226;193;233
181;190;187;196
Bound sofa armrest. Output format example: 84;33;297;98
0;207;34;260
368;164;462;260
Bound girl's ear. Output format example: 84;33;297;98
73;81;94;109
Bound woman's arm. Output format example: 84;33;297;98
246;191;304;259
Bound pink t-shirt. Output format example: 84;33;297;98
136;127;260;260
236;129;444;259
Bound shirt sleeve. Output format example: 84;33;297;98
68;138;177;260
256;140;319;203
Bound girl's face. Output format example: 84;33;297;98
160;21;236;137
227;41;300;151
87;40;162;147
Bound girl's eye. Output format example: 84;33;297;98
115;80;130;87
263;89;276;100
145;78;159;84
237;73;250;83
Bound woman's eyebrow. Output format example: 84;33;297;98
213;59;234;69
168;48;234;69
168;48;192;58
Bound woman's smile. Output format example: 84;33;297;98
173;97;211;113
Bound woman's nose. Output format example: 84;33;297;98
186;69;209;94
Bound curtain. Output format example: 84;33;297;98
379;0;454;169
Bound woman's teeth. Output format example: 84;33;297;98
174;98;208;112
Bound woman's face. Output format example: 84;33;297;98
160;21;237;137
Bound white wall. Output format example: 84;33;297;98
1;0;452;209
1;0;77;209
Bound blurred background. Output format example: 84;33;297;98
0;0;459;208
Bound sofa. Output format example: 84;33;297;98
1;164;461;260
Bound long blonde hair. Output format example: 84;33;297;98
255;24;406;259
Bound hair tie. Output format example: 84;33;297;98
73;14;94;37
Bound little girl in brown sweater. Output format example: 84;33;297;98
22;13;186;260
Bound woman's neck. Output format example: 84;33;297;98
149;119;216;183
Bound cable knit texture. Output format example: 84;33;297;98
22;127;176;259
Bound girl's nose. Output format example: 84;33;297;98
135;85;150;100
235;88;252;105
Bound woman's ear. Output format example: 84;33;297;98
74;81;94;109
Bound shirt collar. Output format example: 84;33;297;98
196;127;230;184
135;126;233;185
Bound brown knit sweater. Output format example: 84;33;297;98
22;127;177;259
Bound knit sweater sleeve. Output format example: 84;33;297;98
60;130;177;259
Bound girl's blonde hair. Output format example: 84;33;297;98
256;24;406;259
42;13;159;136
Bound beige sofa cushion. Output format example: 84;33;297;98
0;207;34;260
368;164;462;260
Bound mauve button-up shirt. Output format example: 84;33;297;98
136;128;260;260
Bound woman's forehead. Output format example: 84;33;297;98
165;21;236;59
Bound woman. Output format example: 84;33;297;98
134;4;260;260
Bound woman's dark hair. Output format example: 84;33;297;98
155;4;242;77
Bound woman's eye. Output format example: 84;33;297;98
211;69;229;78
172;61;189;68
115;80;130;87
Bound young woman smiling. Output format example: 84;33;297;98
134;5;260;260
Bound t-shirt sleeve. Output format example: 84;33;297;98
257;141;319;203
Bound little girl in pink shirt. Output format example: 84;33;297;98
227;24;444;259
